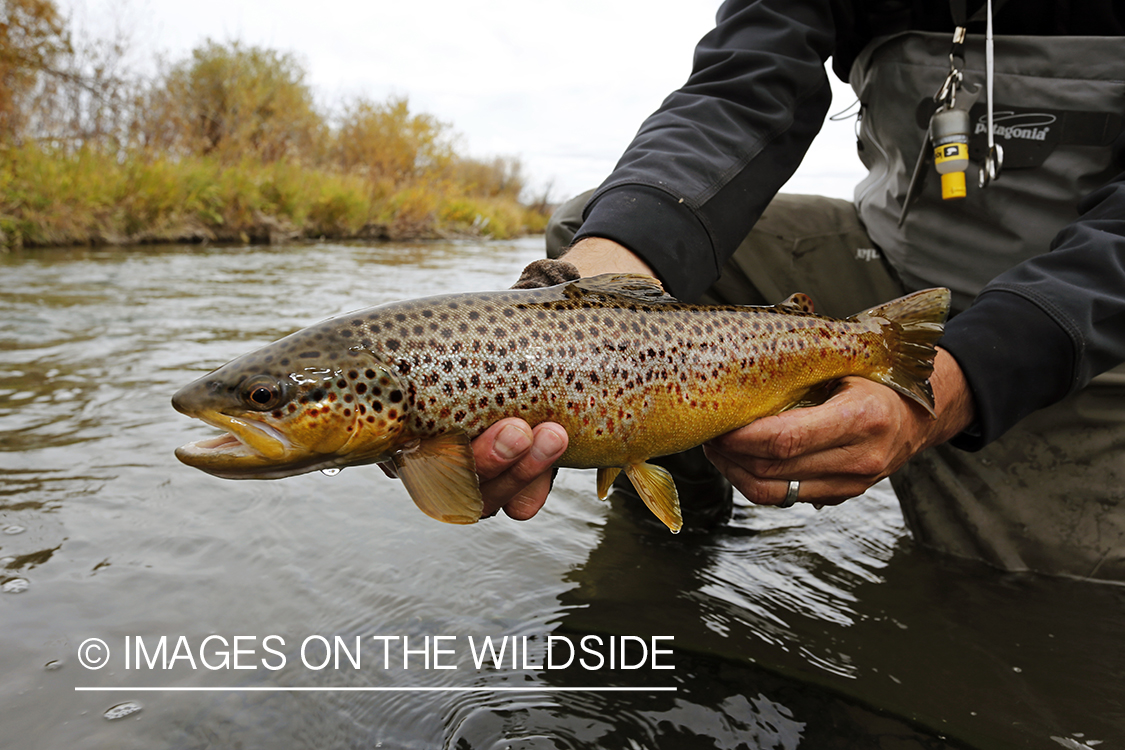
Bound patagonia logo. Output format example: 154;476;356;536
966;103;1122;170
974;112;1055;142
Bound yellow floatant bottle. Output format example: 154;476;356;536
930;108;970;200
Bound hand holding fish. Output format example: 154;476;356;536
471;349;974;516
473;418;568;519
701;348;976;507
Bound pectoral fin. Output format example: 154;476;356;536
623;462;683;534
779;380;838;412
392;432;483;524
596;467;622;499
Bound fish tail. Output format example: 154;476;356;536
854;288;951;417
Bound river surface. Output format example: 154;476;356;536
0;238;1121;750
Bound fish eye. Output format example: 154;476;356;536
241;377;282;410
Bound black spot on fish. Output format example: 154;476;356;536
386;339;400;351
389;390;403;403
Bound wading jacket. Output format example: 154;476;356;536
572;0;1125;449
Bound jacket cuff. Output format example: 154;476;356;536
940;289;1075;451
573;185;718;301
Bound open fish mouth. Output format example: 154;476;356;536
175;411;292;470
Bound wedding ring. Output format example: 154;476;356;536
779;480;800;508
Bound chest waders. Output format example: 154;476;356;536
851;31;1125;581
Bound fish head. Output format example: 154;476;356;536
173;341;409;479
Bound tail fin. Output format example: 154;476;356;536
853;288;951;416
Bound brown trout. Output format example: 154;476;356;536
172;274;950;532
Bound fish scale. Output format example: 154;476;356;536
173;274;950;533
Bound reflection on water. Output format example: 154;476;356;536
0;239;1121;749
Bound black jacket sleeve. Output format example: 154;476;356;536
573;0;838;302
940;171;1125;449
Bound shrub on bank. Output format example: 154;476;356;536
1;20;552;249
0;142;549;249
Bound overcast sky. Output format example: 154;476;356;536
66;0;866;202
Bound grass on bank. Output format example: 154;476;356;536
0;143;549;249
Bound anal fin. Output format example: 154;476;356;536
623;463;683;534
392;432;483;524
596;467;622;500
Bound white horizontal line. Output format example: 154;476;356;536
75;686;677;693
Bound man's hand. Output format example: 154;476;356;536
472;418;568;520
702;348;975;507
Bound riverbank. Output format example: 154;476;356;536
0;143;550;250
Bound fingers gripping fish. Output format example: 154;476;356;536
172;274;950;533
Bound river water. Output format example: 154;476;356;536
0;238;1121;749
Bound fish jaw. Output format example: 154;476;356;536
174;408;332;479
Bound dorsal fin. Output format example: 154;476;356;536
571;273;676;302
776;292;816;314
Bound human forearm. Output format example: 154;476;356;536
562;237;657;279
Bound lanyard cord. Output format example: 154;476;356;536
979;0;1003;186
947;0;1004;186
